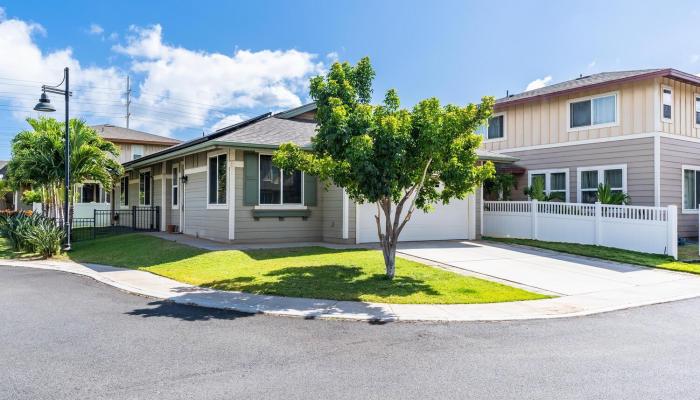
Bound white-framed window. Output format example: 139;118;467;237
207;153;227;206
576;164;626;204
171;165;179;209
476;113;506;141
139;170;151;206
567;92;618;131
662;86;673;122
120;176;129;207
132;144;144;160
682;165;700;213
695;94;700;126
527;169;569;202
259;154;303;205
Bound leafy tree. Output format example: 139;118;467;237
8;117;123;222
596;183;630;205
274;58;494;279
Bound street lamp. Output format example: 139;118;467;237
34;67;72;250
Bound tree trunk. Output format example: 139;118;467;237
381;239;397;279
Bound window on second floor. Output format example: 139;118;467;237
476;114;505;140
662;87;673;121
695;95;700;125
569;93;617;130
132;144;144;160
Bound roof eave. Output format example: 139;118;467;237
494;69;674;110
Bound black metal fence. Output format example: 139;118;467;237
71;206;161;242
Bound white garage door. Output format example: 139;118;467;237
356;195;475;243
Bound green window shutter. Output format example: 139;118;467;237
304;174;317;206
243;152;259;206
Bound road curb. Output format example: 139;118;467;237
4;260;700;322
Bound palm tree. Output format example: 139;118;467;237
7;117;123;223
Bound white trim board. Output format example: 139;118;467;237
495;132;658;153
184;166;207;174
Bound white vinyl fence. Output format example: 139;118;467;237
483;200;678;259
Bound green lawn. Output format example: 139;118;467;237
60;234;548;304
0;238;44;260
486;237;700;275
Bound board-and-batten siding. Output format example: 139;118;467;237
660;136;700;238
321;185;356;244
115;143;173;164
233;150;323;242
506;138;655;205
484;79;657;152
659;77;700;138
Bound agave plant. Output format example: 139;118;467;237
596;183;630;205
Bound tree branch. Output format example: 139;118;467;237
396;158;432;236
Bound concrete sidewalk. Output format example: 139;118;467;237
4;257;700;322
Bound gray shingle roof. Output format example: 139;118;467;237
496;69;665;106
93;124;182;145
215;116;317;148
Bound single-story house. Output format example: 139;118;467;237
119;104;515;244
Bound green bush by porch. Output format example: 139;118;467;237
64;234;548;304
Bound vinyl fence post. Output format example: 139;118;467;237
667;205;678;259
594;202;602;246
531;199;538;240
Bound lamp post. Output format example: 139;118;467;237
33;67;72;250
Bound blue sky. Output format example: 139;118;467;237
1;0;699;158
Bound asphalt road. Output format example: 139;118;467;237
2;266;699;400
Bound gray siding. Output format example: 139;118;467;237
505;138;655;206
660;136;700;238
233;149;323;243
182;167;229;241
321;185;356;244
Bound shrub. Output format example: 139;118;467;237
21;190;42;204
24;218;64;258
0;213;64;257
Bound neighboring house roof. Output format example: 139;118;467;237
0;160;8;178
93;124;182;146
495;68;700;108
123;103;517;169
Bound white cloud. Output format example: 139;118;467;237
88;23;104;35
0;7;6;22
525;75;552;91
0;16;124;128
112;24;323;135
692;54;700;64
210;114;247;132
0;18;324;140
588;60;596;68
326;51;339;62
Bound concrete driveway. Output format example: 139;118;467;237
397;240;688;296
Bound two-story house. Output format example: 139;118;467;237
481;68;700;238
22;124;181;216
